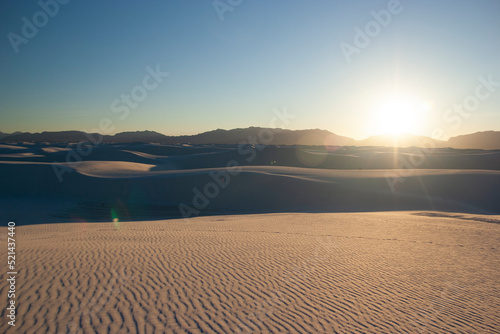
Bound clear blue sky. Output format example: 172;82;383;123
1;0;499;139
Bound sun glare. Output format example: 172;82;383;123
372;96;430;135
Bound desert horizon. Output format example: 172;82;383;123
1;140;500;225
2;127;500;150
2;0;500;333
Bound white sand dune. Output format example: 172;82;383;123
75;161;157;177
0;153;44;158
1;212;499;333
1;142;499;333
0;144;29;150
40;147;73;153
1;159;500;221
1;148;500;224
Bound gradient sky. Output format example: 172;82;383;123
1;0;499;139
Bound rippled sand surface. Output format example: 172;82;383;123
1;211;499;333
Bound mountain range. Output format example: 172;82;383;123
0;128;499;150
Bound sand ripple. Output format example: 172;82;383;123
1;212;499;333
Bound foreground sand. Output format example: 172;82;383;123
1;212;499;333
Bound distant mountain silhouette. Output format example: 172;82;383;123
356;133;447;148
1;131;105;143
174;127;354;146
1;128;499;149
447;131;500;150
102;130;170;143
0;128;354;146
0;131;21;139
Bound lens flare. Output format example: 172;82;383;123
111;208;121;230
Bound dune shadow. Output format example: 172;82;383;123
412;212;500;224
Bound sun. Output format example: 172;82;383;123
372;96;430;135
